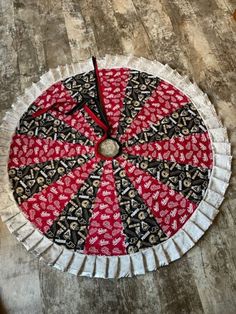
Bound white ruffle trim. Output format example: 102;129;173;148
0;55;232;278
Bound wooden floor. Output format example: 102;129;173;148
0;1;236;313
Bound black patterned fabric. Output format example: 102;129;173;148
125;154;211;203
62;71;107;128
125;103;207;146
46;161;104;251
17;104;92;145
117;70;160;137
8;155;90;205
80;107;104;138
112;160;167;254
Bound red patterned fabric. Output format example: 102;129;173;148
124;132;213;169
33;82;75;117
8;134;93;168
84;161;126;255
99;68;130;137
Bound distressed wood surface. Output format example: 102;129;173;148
0;0;236;313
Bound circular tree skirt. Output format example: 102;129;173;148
0;55;232;278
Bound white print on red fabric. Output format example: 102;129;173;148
33;82;75;115
124;132;213;169
84;160;126;256
117;157;197;237
33;81;99;143
120;80;190;143
99;68;130;137
20;158;98;233
8;134;94;168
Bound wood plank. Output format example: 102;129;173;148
39;0;72;68
154;259;205;314
12;0;47;87
79;0;124;57
0;0;20;121
0;222;42;313
111;0;154;58
62;0;98;62
0;1;45;313
187;223;236;314
39;264;164;314
132;0;190;70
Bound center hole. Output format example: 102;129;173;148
98;138;121;158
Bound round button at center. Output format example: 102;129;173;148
98;138;121;158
